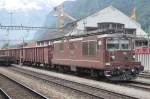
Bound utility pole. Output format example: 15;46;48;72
6;11;13;49
83;19;87;33
20;37;24;66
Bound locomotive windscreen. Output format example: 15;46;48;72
107;38;131;51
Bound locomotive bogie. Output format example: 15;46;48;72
103;65;144;81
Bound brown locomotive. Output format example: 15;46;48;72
0;22;144;81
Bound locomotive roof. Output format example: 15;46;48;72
65;33;135;41
97;33;135;38
52;33;136;44
97;22;124;25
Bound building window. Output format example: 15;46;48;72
36;42;39;46
49;41;51;45
44;42;48;46
40;42;44;46
69;42;75;50
82;41;97;56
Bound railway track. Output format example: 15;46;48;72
139;72;150;79
122;81;150;92
9;66;138;99
0;73;48;99
0;88;11;99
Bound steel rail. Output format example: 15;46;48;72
0;88;11;99
139;73;150;79
125;81;150;92
0;73;49;99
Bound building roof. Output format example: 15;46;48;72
37;29;70;42
67;6;147;36
39;6;147;42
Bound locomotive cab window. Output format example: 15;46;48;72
120;39;130;50
107;38;131;51
107;39;119;51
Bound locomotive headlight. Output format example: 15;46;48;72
117;66;120;69
133;55;136;59
106;63;110;66
111;55;115;60
123;52;127;55
131;68;135;72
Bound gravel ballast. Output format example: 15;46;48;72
0;67;100;99
13;65;150;99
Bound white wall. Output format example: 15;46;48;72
76;6;147;36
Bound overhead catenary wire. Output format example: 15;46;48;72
0;24;58;31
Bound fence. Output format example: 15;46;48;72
135;53;150;71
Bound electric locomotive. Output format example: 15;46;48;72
52;22;144;81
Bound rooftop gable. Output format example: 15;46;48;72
73;6;147;36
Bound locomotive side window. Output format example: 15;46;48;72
69;42;75;50
59;43;64;51
82;42;88;55
82;41;97;56
89;41;97;56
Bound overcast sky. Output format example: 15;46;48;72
0;0;76;46
0;0;73;12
